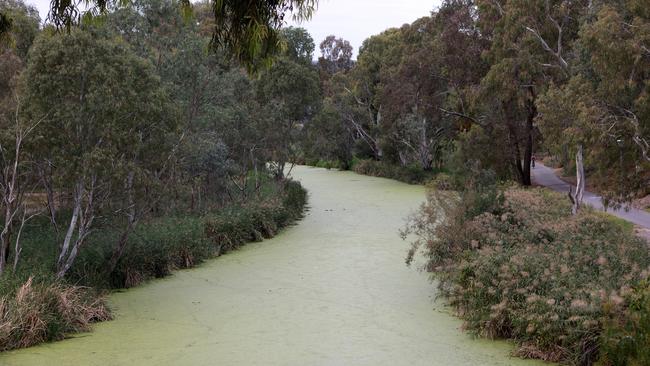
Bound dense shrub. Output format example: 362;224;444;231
101;217;214;288
598;281;650;366
352;159;439;184
0;277;111;351
205;180;307;253
304;158;346;170
404;186;650;365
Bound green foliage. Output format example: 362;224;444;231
598;281;650;366
257;56;320;177
302;101;353;168
280;26;315;65
31;0;317;73
404;185;650;364
205;180;307;253
318;35;353;75
352;159;440;185
22;27;178;181
0;0;39;59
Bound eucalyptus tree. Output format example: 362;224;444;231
318;35;353;76
0;0;41;274
256;57;320;178
1;0;318;71
537;1;650;208
22;28;178;278
281;26;315;65
0;0;39;59
0;45;38;275
302;100;354;168
378;17;452;170
334;28;403;160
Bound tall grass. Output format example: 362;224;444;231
0;277;111;351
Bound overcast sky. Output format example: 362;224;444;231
27;0;440;59
289;0;441;59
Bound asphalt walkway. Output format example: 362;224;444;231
532;162;650;230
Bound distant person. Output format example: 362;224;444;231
531;154;536;169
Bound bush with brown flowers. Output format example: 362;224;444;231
404;185;650;365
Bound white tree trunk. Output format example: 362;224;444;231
570;145;585;215
56;177;96;279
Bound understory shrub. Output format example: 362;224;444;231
205;180;307;253
352;159;439;184
404;185;650;365
598;281;650;366
304;158;345;170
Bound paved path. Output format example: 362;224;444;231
532;162;650;230
1;167;544;366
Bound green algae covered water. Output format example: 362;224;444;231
1;167;548;366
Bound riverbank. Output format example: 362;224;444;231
1;166;545;366
404;181;650;365
304;158;441;185
0;179;307;352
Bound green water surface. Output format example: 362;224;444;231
1;167;548;366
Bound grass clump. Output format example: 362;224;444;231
0;277;111;351
404;182;650;365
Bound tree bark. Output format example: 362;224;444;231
522;87;537;186
569;145;585;215
106;171;136;275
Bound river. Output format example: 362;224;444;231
1;166;546;366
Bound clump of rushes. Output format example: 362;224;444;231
404;185;650;365
0;277;111;351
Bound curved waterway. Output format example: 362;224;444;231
2;167;547;366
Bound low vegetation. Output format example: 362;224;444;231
0;278;111;352
351;160;440;185
0;179;307;351
302;158;440;185
404;180;650;365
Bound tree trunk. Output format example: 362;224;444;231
57;182;82;274
419;118;433;171
106;171;136;275
502;101;526;184
522;91;536;186
56;177;96;279
569;145;585;215
0;204;12;274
